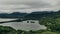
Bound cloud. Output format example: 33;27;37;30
0;0;59;13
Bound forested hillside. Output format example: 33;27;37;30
0;10;60;34
25;10;60;20
0;12;28;18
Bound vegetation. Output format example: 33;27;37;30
0;10;60;34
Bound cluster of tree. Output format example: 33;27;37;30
39;15;60;32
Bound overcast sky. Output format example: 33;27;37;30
0;0;60;13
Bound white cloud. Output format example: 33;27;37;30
0;0;59;13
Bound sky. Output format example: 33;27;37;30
0;0;60;13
